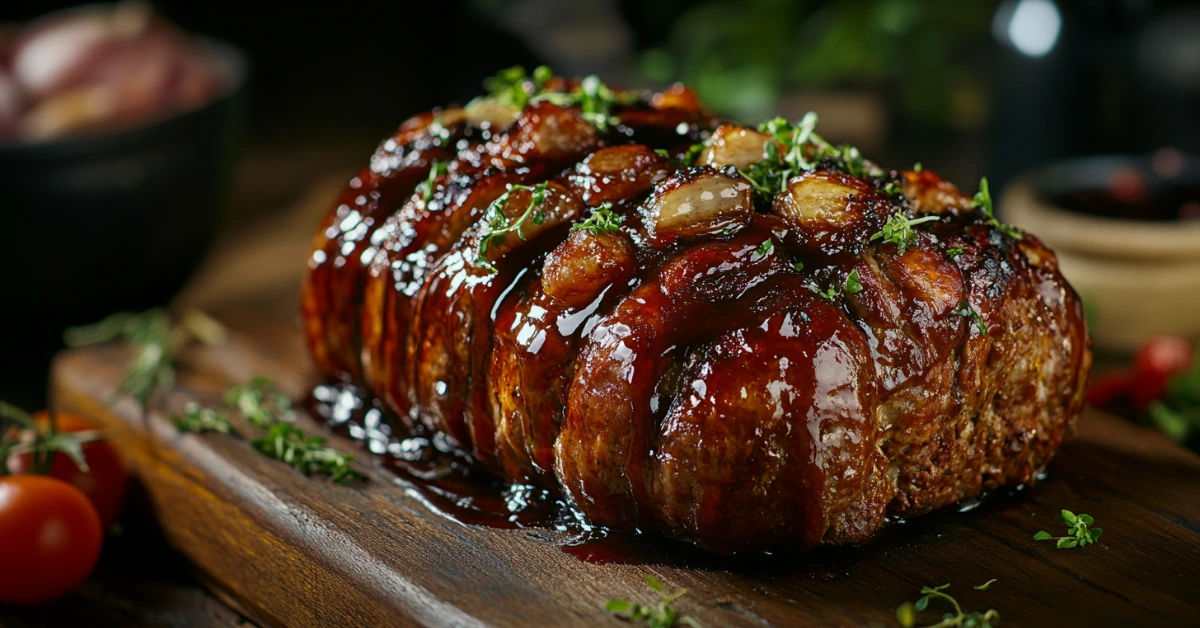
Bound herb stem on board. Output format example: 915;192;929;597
1034;510;1102;549
606;575;701;627
64;309;226;407
895;582;999;628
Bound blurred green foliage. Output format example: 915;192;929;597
638;0;994;127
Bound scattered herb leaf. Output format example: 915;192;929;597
946;247;965;259
226;376;294;429
252;423;360;484
870;212;939;253
956;301;988;335
172;402;232;434
896;583;999;628
474;182;549;272
845;269;863;294
64;309;226;407
755;238;775;257
974;579;998;591
793;261;805;272
972;178;1022;240
1035;509;1102;549
417;160;448;204
605;574;701;627
572;202;623;236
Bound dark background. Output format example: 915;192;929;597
3;0;1199;409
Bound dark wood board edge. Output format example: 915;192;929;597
50;335;1200;628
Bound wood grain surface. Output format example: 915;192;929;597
50;324;1200;627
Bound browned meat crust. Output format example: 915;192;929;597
301;73;1090;553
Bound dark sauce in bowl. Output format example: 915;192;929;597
1035;151;1200;223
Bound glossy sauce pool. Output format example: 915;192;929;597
306;381;1034;568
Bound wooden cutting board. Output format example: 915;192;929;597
48;183;1200;628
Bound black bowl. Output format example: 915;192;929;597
0;39;247;407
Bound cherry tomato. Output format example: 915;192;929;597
1130;336;1194;411
7;412;128;528
1086;370;1133;409
0;475;103;605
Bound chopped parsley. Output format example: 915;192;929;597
973;177;1022;240
474;183;549;273
845;269;863;294
870;212;940;253
946;246;965;259
793;261;805;272
572;203;622;235
882;180;903;196
755;238;775;257
811;284;838;301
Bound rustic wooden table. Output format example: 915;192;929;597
8;175;1200;627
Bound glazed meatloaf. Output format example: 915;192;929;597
301;68;1091;553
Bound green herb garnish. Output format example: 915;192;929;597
793;261;805;272
417;160;448;205
883;180;903;196
1034;510;1102;549
845;269;863;294
226;376;294;429
870;212;939;253
946;247;965;259
811;284;838;301
252;423;360;484
955;301;988;335
973;178;1022;240
682;142;706;166
736;112;876;203
64;309;226;407
483;65;554;109
172;402;232;434
572;202;622;236
474;182;549;273
755;238;775;257
896;582;999;628
605;575;701;628
913;162;923;172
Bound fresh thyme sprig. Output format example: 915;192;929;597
972;178;1022;240
572;202;622;235
474;182;549;273
417;160;448;204
226;376;295;429
252;423;360;484
1034;510;1102;549
605;575;701;628
895;582;1000;628
65;309;226;407
735;112;877;204
171;402;231;434
955;301;988;335
871;212;940;253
